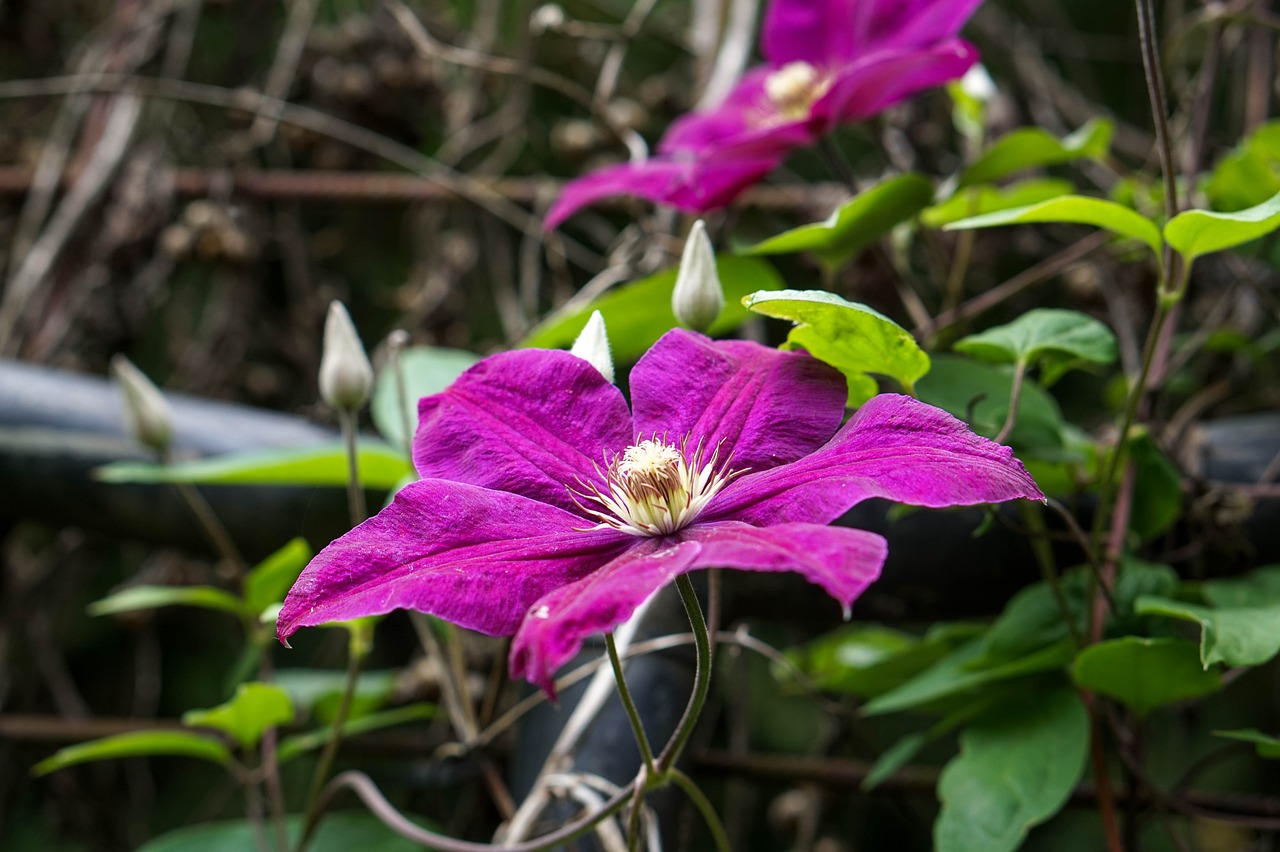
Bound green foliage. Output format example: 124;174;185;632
273;668;397;723
33;731;231;776
788;623;981;698
1204;120;1280;211
944;195;1163;256
137;812;433;852
520;256;783;361
916;355;1066;454
1127;432;1182;540
372;345;479;451
97;443;412;490
921;179;1073;228
182;683;295;749
1213;729;1280;759
1070;637;1221;716
1164;190;1280;264
277;703;436;763
741;289;930;404
741;173;934;269
243;538;312;617
958;119;1113;188
89;585;246;619
934;688;1089;852
954;308;1117;385
1136;597;1280;668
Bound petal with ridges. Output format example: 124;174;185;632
630;329;847;474
509;521;887;695
277;479;631;641
414;349;633;516
706;393;1044;526
813;42;978;129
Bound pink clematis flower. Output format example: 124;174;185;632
545;0;985;229
278;329;1040;695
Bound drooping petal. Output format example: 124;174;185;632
706;393;1044;526
509;537;702;696
508;521;887;694
414;349;633;516
762;0;983;64
812;41;979;130
545;153;781;230
278;479;631;642
630;329;847;474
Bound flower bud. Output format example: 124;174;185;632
319;300;374;411
110;355;174;453
672;220;724;332
570;310;614;383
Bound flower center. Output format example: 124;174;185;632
572;436;739;537
764;61;830;121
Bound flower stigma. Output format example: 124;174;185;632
571;436;741;537
764;61;830;121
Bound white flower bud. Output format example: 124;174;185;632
959;64;997;104
671;220;724;332
110;355;174;453
570;310;614;383
319;300;373;411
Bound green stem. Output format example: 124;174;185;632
338;407;367;527
298;639;367;852
605;632;656;775
1019;503;1084;648
657;575;712;773
995;358;1028;446
669;768;730;852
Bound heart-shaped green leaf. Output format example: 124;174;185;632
1164;190;1280;263
954;308;1117;385
182;683;295;749
742;289;930;404
959;119;1113;188
1070;637;1221;716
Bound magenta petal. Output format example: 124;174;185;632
545;154;781;229
658;68;814;157
763;0;983;64
509;538;702;696
813;41;979;128
414;348;632;515
630;329;847;474
706;393;1044;526
508;521;887;694
278;480;631;642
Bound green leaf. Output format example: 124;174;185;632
277;703;436;763
372;346;479;451
954;308;1117;385
520;256;783;362
272;668;397;723
96;443;412;490
1165;190;1280;263
1204;121;1280;212
1135;596;1280;668
944;195;1162;257
1202;565;1280;608
921;179;1074;228
958;119;1113;188
789;623;981;698
934;687;1089;852
916;355;1066;455
740;173;934;269
1070;637;1221;716
1128;432;1182;541
33;730;231;776
978;573;1089;667
741;289;930;404
863;733;927;791
1213;729;1280;759
243;538;311;616
182;683;295;749
138;812;435;852
89;585;245;619
862;639;1073;716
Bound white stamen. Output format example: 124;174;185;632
764;61;828;120
570;435;741;537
